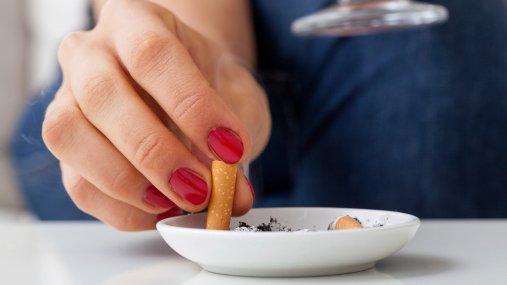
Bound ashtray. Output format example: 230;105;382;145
156;207;420;277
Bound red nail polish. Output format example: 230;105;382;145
246;178;255;201
169;168;208;205
207;127;244;164
157;207;183;221
144;185;175;208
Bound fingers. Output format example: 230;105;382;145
98;0;253;164
60;164;158;231
186;144;254;217
52;0;260;226
58;33;211;213
43;85;175;214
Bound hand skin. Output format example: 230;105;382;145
42;0;271;231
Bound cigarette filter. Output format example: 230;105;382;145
206;161;238;230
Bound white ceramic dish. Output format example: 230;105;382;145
157;207;420;277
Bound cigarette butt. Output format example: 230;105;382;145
333;215;363;230
206;161;238;230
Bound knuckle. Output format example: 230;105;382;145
133;132;168;169
75;72;117;113
42;105;79;154
108;168;139;196
128;33;173;77
58;31;88;64
172;90;208;121
65;176;93;212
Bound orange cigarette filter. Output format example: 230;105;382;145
335;215;363;230
206;161;238;230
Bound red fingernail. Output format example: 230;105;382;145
144;185;175;208
169;168;208;205
246;178;255;201
157;207;183;221
207;127;244;164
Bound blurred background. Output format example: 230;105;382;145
0;0;88;221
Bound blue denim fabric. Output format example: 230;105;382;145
10;0;507;219
252;0;507;217
10;73;92;220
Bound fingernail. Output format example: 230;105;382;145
246;178;255;201
169;168;208;205
157;207;183;221
207;127;244;164
144;185;175;208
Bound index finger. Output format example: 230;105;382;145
98;0;252;164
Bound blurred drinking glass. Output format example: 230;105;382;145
292;0;448;37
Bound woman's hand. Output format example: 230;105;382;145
42;0;270;230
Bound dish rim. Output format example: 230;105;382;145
156;207;420;236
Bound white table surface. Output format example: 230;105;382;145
1;220;506;285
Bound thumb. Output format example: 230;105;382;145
214;55;271;160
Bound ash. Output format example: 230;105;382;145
233;215;388;232
234;217;296;232
362;216;388;228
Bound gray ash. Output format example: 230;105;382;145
235;217;294;232
234;215;387;232
363;216;388;227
